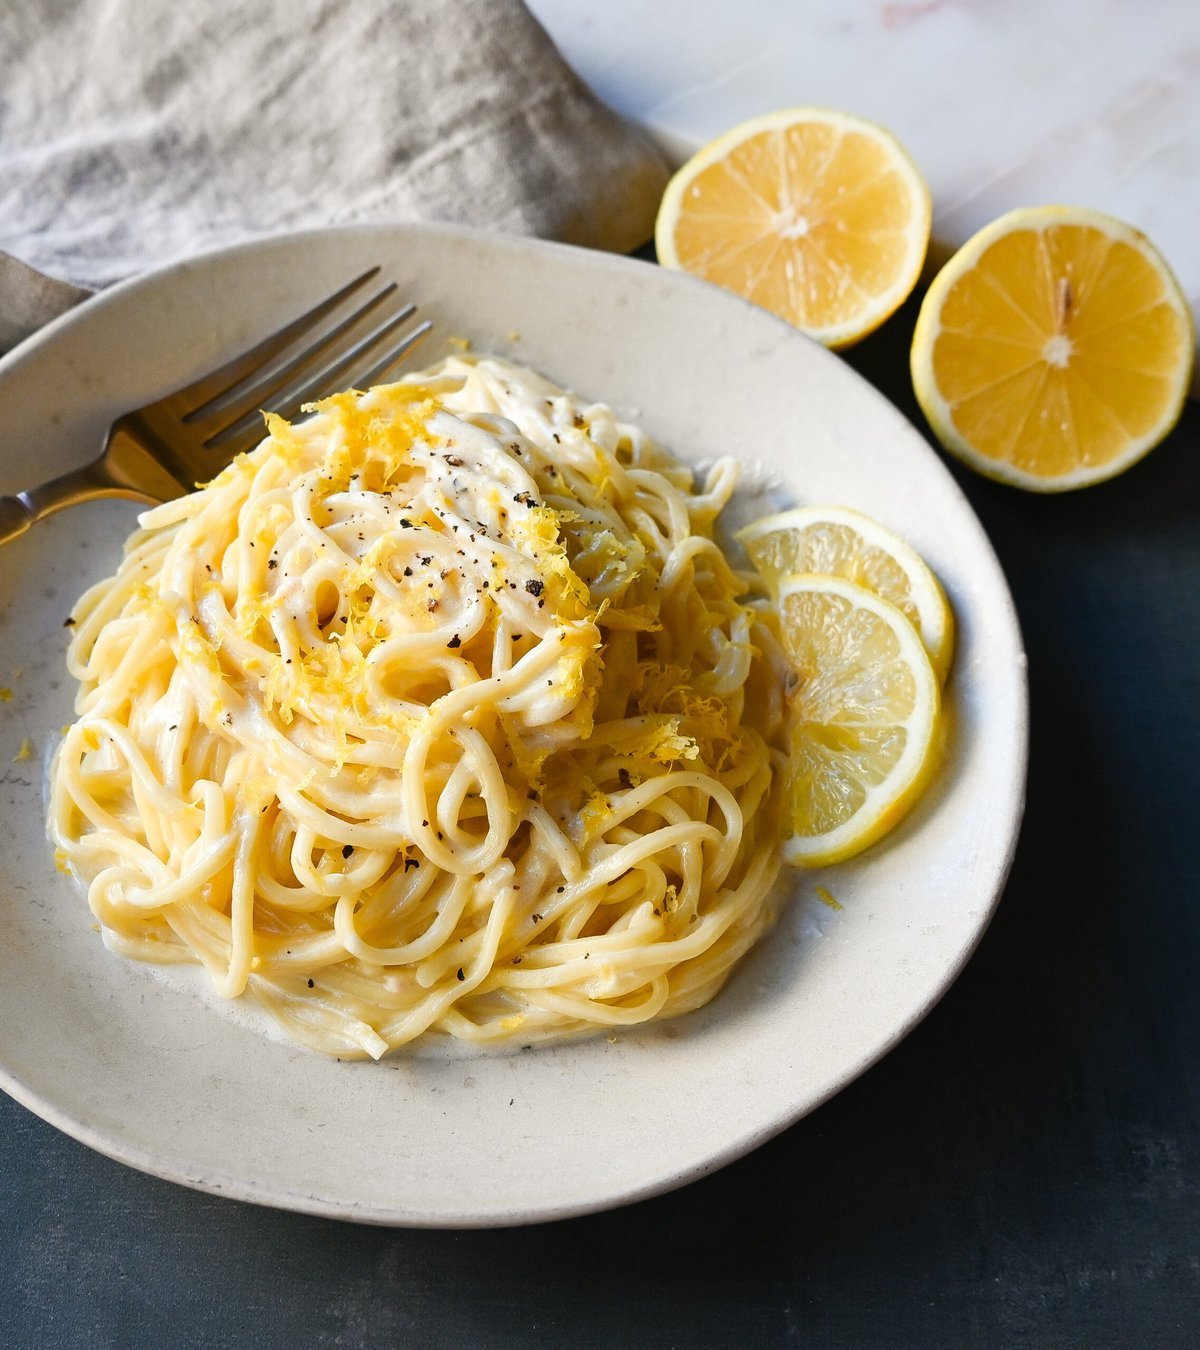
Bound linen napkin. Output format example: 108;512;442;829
0;0;669;353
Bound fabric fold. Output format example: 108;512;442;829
0;0;668;352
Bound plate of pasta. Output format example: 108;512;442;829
0;224;1026;1225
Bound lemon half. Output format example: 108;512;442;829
656;108;931;349
911;205;1195;491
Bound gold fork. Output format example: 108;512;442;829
0;268;431;547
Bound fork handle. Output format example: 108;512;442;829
0;463;156;547
0;495;35;546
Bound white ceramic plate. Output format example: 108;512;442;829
0;224;1026;1226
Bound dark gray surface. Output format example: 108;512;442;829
3;293;1198;1349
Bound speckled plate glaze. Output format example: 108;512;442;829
0;224;1026;1226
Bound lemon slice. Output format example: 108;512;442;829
737;505;953;682
778;574;940;867
911;205;1195;491
655;108;931;349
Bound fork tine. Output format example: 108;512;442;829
349;319;435;389
184;284;403;429
205;309;432;454
176;267;380;415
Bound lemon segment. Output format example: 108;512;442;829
911;205;1195;491
736;504;954;682
656;108;931;349
777;574;940;868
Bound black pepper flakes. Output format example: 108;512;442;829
267;559;278;569
307;978;315;988
403;566;413;577
524;578;544;597
456;968;465;982
404;857;420;871
447;634;461;648
341;844;353;859
63;616;76;627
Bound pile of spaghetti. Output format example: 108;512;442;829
50;356;787;1057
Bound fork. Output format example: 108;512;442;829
0;268;431;547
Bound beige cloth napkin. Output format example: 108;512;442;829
0;0;668;353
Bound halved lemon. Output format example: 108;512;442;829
737;505;954;682
655;108;931;349
911;205;1195;491
777;574;940;867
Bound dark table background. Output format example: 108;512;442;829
3;284;1198;1349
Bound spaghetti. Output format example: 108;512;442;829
50;355;787;1057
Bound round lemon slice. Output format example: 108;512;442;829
778;574;940;868
911;205;1195;491
737;504;954;682
655;108;931;349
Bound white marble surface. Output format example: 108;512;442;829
532;0;1200;330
